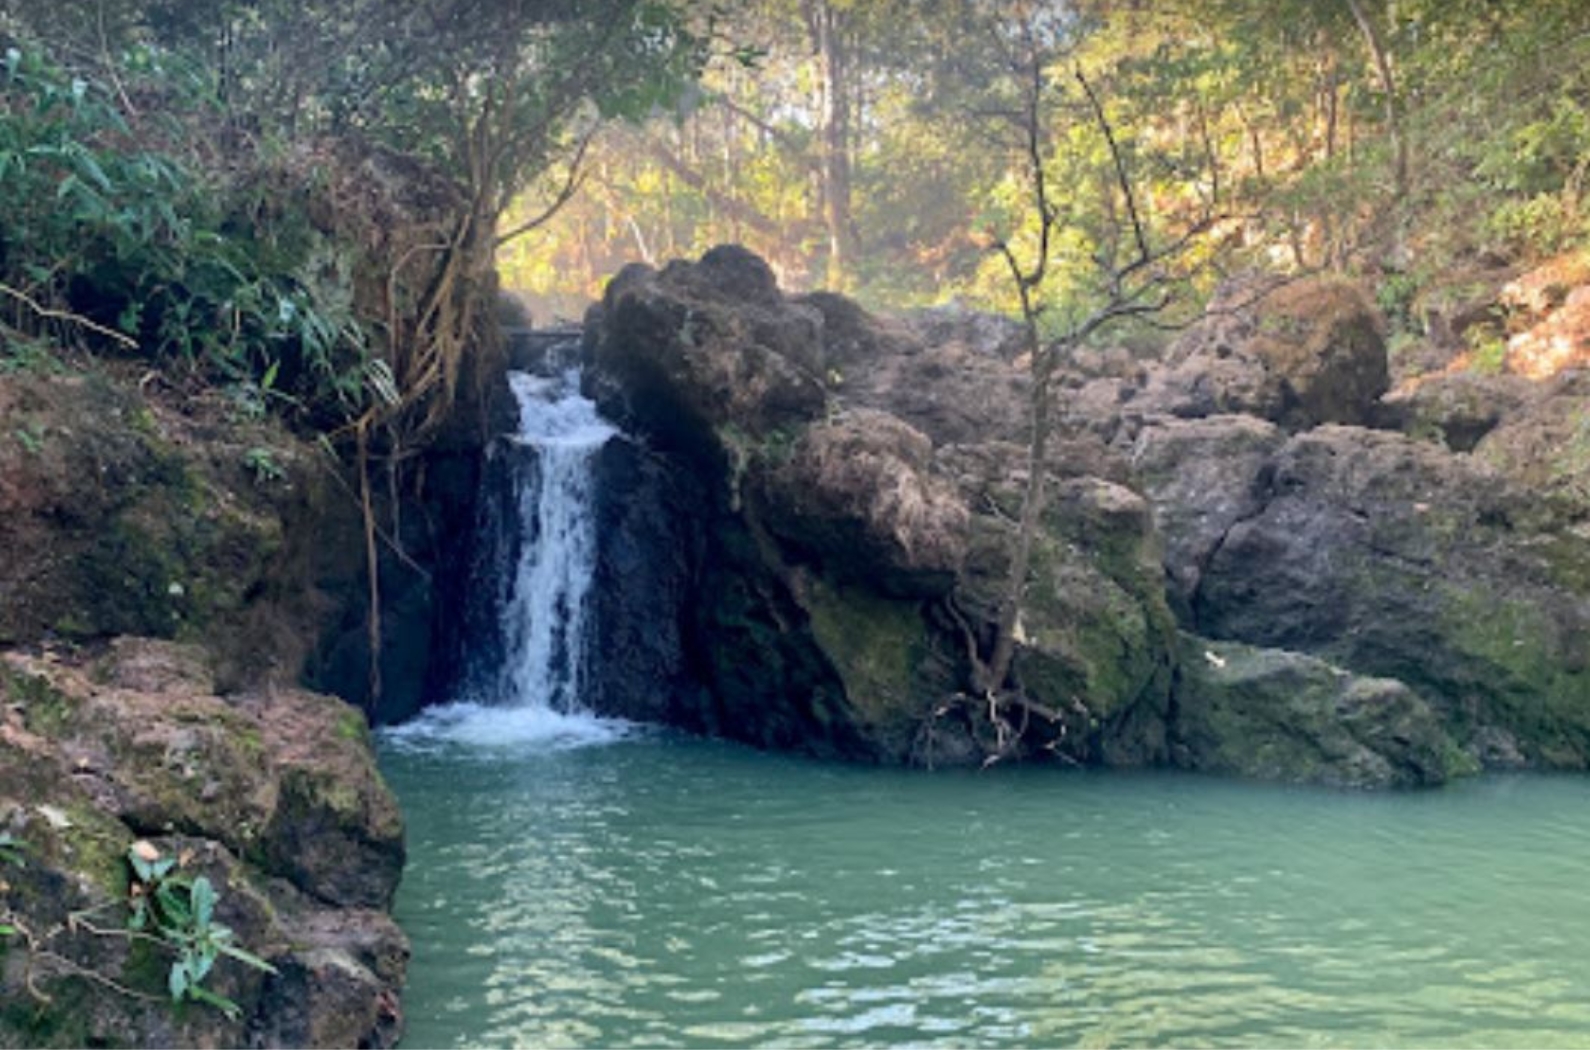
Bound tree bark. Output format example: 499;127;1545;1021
805;0;855;289
1344;0;1407;200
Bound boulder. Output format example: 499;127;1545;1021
1473;371;1590;510
759;409;969;597
1380;371;1534;451
951;466;1179;766
0;639;406;1047
798;292;1032;447
1130;414;1287;616
584;251;827;457
1072;276;1389;437
1193;425;1590;767
1171;634;1470;788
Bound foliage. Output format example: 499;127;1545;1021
0;44;375;421
497;0;1590;320
0;833;21;939
126;843;276;1020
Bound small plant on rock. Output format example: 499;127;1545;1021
126;842;276;1019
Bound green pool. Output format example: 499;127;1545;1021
379;709;1590;1048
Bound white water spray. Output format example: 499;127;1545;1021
497;369;615;711
383;365;628;753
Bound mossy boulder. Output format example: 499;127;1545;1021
0;639;406;1047
1194;425;1590;767
1171;634;1473;788
951;465;1179;765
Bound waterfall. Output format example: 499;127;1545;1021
496;368;615;712
382;361;629;752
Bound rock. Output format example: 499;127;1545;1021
952;468;1179;766
1193;425;1590;767
585;253;827;455
1380;372;1534;451
900;304;1027;362
1130;414;1287;616
798;292;1032;447
0;641;406;1047
1082;276;1390;436
759;410;969;596
0;366;477;726
585;437;705;725
1171;634;1471;788
1473;372;1590;510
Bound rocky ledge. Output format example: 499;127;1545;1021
578;245;1590;788
0;366;421;1045
0;638;405;1048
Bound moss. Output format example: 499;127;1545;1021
1437;582;1590;765
1017;535;1172;722
1;987;96;1049
60;803;134;900
334;709;369;745
802;575;930;729
3;667;80;737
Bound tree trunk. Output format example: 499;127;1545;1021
1344;0;1407;200
979;309;1054;695
806;0;854;290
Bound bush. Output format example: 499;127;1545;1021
0;43;376;424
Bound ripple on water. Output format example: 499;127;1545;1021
380;735;1590;1049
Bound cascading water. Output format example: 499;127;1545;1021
495;368;615;712
383;361;629;750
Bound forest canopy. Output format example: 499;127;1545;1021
3;0;1588;413
498;0;1590;330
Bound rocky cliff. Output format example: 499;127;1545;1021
0;368;413;1045
580;247;1590;787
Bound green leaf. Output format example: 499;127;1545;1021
191;946;216;983
188;984;242;1020
168;959;190;1001
191;876;217;929
155;882;191;925
128;850;154;883
217;939;279;975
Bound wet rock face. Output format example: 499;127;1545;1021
584;436;706;726
0;639;407;1048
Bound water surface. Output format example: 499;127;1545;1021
380;715;1590;1048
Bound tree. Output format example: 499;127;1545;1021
959;3;1215;756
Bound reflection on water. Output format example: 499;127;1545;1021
378;731;1590;1048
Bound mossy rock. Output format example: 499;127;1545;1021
1172;635;1472;788
801;574;949;757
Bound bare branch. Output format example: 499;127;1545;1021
0;282;138;350
1076;68;1149;268
494;132;594;248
